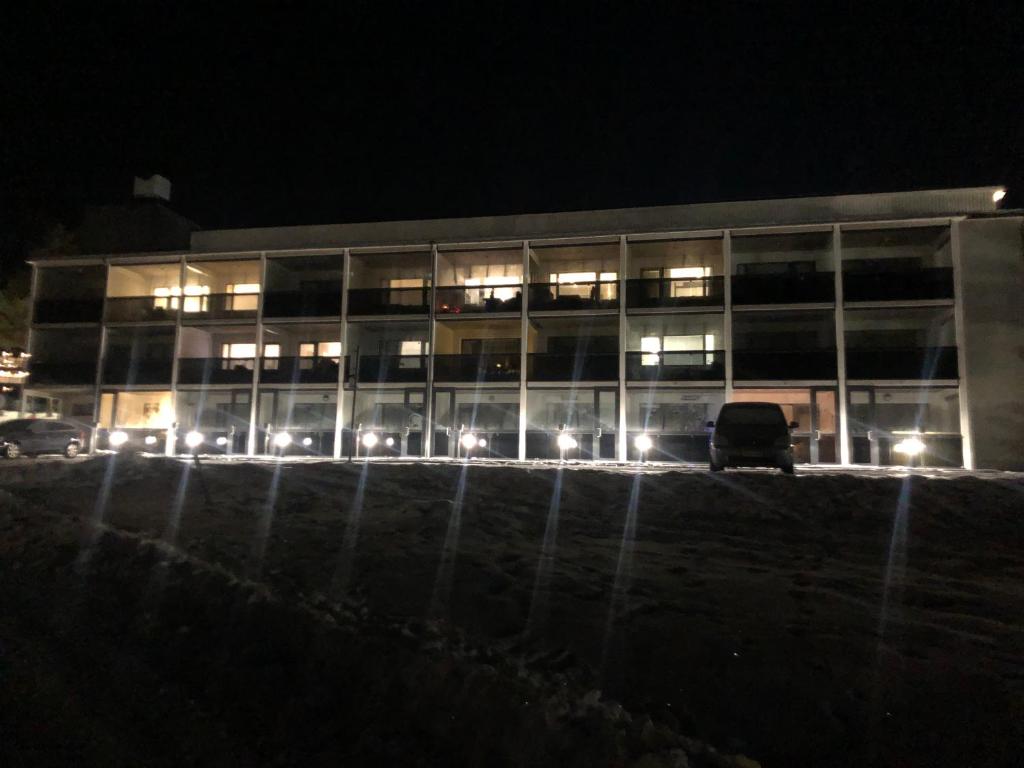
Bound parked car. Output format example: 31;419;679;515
0;418;84;458
707;402;797;474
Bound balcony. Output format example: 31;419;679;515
842;267;954;303
626;350;725;381
352;355;428;383
104;297;179;323
262;288;342;318
102;358;173;385
528;281;618;312
733;349;837;380
625;277;725;309
28;360;97;385
180;294;258;322
33;298;105;324
732;272;835;305
528;353;618;381
259;356;340;385
433;353;520;382
177;357;256;385
435;286;522;315
347;287;430;316
845;346;958;380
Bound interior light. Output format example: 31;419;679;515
894;436;925;456
184;430;204;449
109;430;129;448
477;438;487;448
557;433;578;451
216;436;228;446
460;433;478;450
361;432;378;449
993;188;1006;203
302;437;313;447
273;432;292;448
144;435;158;446
634;434;653;453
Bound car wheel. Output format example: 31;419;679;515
4;443;21;459
64;442;81;459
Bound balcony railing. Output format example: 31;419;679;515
842;267;954;302
259;356;340;384
33;298;104;324
180;293;259;322
733;349;838;380
435;286;522;314
28;360;97;385
102;357;174;385
528;281;619;312
527;352;618;381
626;350;725;381
625;277;725;309
352;355;428;383
433;353;520;382
104;296;179;323
347;287;430;316
845;346;958;380
177;357;256;385
731;272;835;305
262;287;342;318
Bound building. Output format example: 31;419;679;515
21;186;1024;470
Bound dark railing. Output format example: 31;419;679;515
104;296;179;323
433;353;520;382
842;267;954;302
528;281;619;311
262;288;342;318
435;285;522;314
180;293;259;322
259;356;340;384
353;355;428;383
33;297;104;324
625;276;725;309
626;350;725;381
177;357;255;385
28;360;97;385
845;346;958;380
102;357;174;385
347;287;430;315
527;352;618;381
733;349;838;380
731;272;835;304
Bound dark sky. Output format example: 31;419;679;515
2;1;1022;272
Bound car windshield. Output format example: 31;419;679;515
717;405;786;428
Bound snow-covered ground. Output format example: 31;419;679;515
2;455;1022;767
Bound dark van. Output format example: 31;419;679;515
707;402;797;474
0;419;84;459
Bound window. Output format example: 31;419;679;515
549;271;618;300
463;275;521;302
641;336;661;366
153;285;210;312
398;340;426;368
226;283;260;312
299;342;341;359
641;334;717;365
668;266;711;298
388;278;425;307
262;343;280;370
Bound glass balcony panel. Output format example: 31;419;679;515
34;265;106;323
841;226;953;302
102;358;174;385
626;350;725;381
263;288;342;318
845;347;958;380
433;353;520;382
263;254;343;318
34;297;105;324
732;231;834;304
177;357;256;385
731;272;835;304
259;356;340;384
528;281;619;311
527;352;618;381
346;287;430;315
435;285;522;314
28;361;98;385
180;293;258;322
104;296;180;322
842;267;953;302
625;276;725;308
353;355;429;383
732;349;837;380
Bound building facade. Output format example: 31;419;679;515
22;187;1024;469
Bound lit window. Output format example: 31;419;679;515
318;342;341;359
399;340;425;368
388;278;425;306
299;343;316;358
641;336;661;366
221;343;257;359
667;266;710;298
182;285;211;313
464;275;521;302
263;343;280;370
226;283;260;312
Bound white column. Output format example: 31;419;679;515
333;248;350;459
617;235;628;461
166;255;186;455
423;244;438;458
950;219;974;469
19;264;39;417
518;240;530;460
92;262;111;445
246;252;267;456
833;224;851;465
723;231;733;401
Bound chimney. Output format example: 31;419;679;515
133;174;172;202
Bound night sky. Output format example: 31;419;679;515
2;1;1021;275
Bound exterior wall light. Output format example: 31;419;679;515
460;433;478;450
557;433;578;451
216;436;228;446
185;430;205;449
477;438;487;448
993;188;1006;203
109;430;129;448
273;431;292;449
385;436;395;447
894;436;925;456
302;437;313;447
361;432;378;449
144;435;158;446
634;433;653;454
